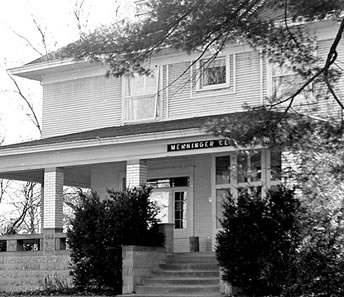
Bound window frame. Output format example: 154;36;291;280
196;55;230;91
122;68;160;123
134;0;150;17
271;63;314;103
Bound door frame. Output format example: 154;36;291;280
148;166;194;240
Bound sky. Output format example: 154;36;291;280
0;0;120;216
0;0;118;144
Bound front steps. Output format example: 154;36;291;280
123;252;220;297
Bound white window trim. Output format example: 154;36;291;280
196;55;230;92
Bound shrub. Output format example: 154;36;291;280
106;186;164;247
216;186;302;297
67;186;163;293
285;202;344;297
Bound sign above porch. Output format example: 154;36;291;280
167;139;231;152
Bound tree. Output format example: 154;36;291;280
58;0;344;149
0;0;101;235
57;2;344;295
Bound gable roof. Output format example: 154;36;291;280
0;113;245;151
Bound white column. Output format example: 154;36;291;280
126;160;147;188
43;167;64;233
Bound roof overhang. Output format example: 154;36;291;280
8;58;97;81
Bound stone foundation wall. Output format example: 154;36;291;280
0;251;71;293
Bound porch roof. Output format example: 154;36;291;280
0;113;242;151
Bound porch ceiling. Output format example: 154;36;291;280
0;165;93;188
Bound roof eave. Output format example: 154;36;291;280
8;58;87;81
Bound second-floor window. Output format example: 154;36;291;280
123;70;159;122
272;63;314;105
135;0;150;19
198;56;230;91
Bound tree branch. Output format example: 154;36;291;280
6;71;42;135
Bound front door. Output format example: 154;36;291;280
150;185;191;252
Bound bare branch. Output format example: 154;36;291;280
11;30;44;57
30;14;48;56
73;0;89;38
6;71;42;135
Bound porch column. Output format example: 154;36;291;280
42;168;64;253
126;160;147;188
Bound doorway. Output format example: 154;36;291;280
148;176;192;252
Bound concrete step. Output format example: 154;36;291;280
130;252;220;297
160;263;218;270
136;284;219;294
152;269;219;278
144;277;219;286
116;293;222;297
167;253;217;263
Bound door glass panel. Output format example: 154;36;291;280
150;191;169;223
216;189;230;228
216;156;231;184
174;191;187;229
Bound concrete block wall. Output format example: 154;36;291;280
0;251;71;293
122;245;166;294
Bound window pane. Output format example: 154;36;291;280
131;75;145;96
201;57;226;87
150;191;169;223
216;189;230;228
127;95;155;120
216;156;231;184
271;150;282;181
174;191;187;229
145;74;157;94
129;73;157;97
250;151;262;182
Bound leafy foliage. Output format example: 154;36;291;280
287;204;344;297
216;186;302;297
67;186;163;293
59;0;343;76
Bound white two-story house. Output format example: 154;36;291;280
0;2;342;257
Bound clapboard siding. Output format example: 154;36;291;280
167;62;193;118
167;51;263;120
316;39;344;119
42;75;122;138
41;50;265;138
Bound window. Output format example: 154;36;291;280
147;177;190;188
135;0;150;18
272;63;314;104
215;150;282;229
198;56;229;90
123;70;159;121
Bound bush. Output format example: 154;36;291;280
286;202;344;297
67;186;164;293
215;186;302;297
